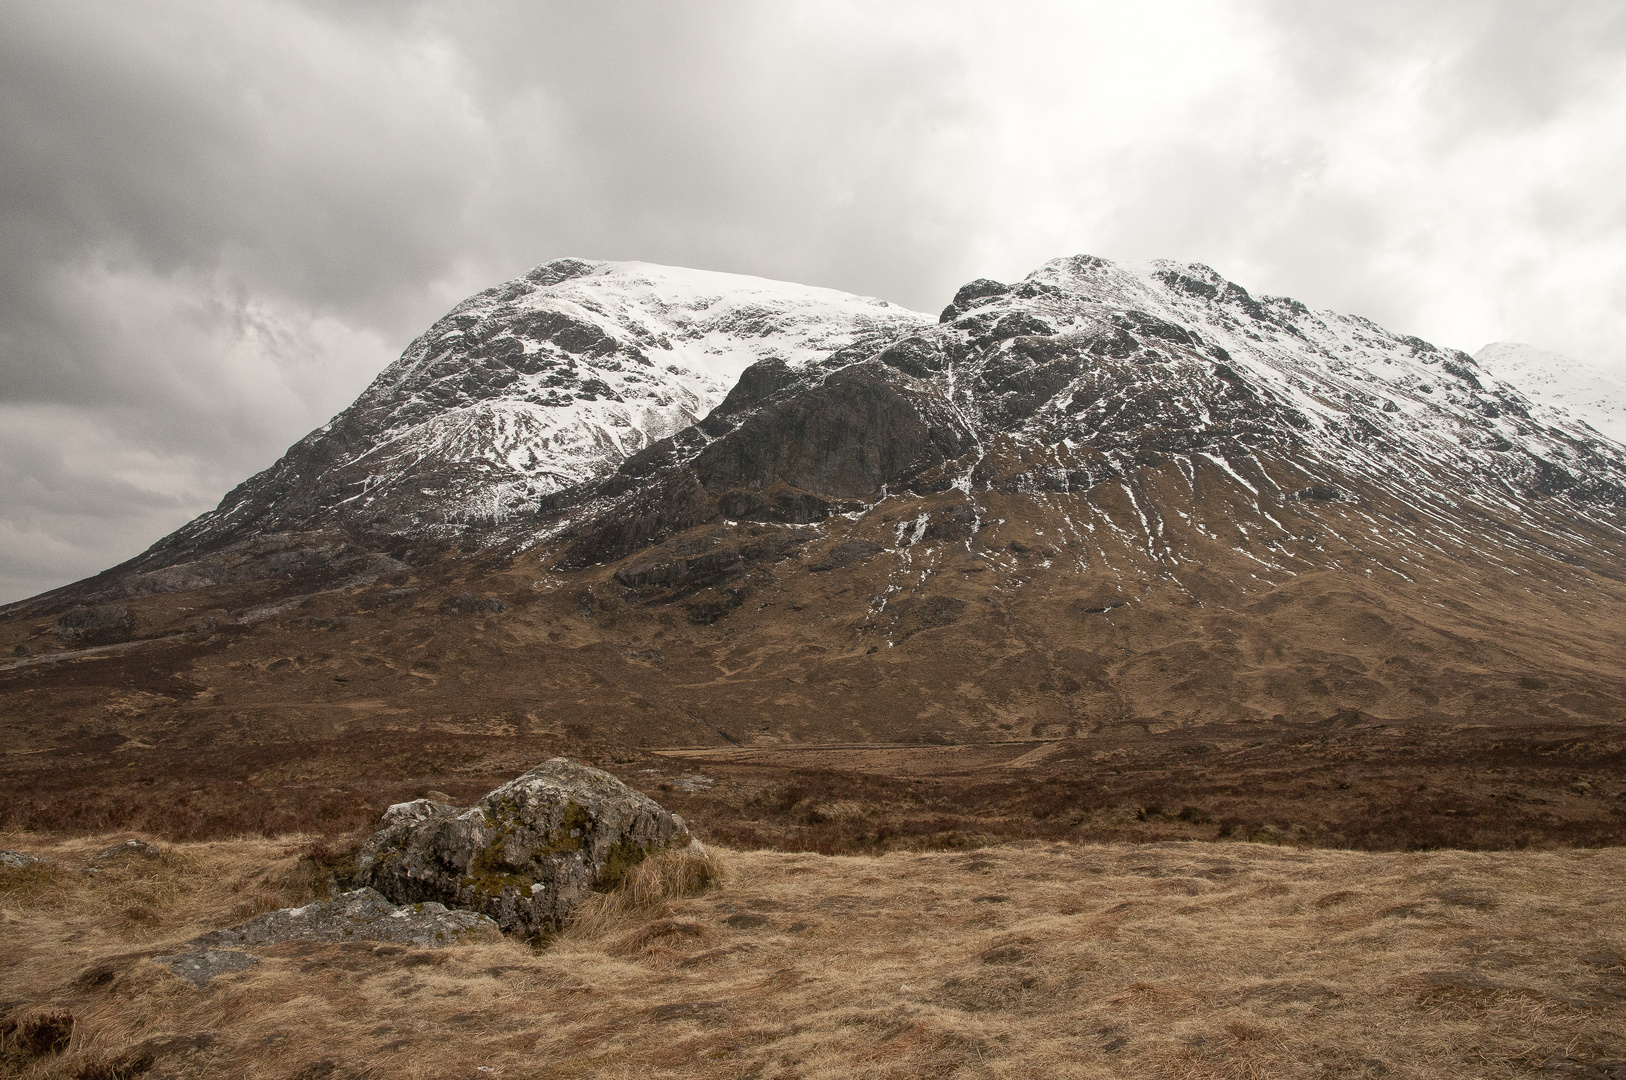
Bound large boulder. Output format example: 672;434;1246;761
354;757;696;937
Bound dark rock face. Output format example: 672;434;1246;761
354;758;695;937
691;364;969;498
55;605;133;645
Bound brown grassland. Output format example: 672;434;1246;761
2;832;1624;1079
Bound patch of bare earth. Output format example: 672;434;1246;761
3;835;1623;1079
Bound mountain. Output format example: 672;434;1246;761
1475;340;1626;445
155;259;928;553
4;256;1626;850
64;255;1626;604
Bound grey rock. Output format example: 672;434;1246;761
186;887;498;950
0;849;48;868
154;949;259;987
355;757;695;937
95;839;161;863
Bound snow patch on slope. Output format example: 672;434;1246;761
1475;342;1626;446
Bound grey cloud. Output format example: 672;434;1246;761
0;406;220;602
1259;0;1626;134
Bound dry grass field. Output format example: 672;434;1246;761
3;833;1623;1080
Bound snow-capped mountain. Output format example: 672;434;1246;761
152;259;927;556
94;254;1626;604
1475;341;1626;445
531;255;1626;579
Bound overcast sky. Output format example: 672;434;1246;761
4;0;1626;604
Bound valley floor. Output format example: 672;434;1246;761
2;835;1623;1079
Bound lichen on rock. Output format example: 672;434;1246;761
354;757;697;937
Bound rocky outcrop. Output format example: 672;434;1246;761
355;758;696;937
55;605;133;645
148;888;498;988
94;839;160;863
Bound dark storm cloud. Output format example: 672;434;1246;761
3;0;1624;602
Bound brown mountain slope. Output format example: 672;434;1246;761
2;464;1623;849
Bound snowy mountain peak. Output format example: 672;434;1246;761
165;259;930;545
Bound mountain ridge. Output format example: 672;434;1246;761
35;252;1619;614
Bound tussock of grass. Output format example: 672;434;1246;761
1;832;1622;1079
565;846;724;943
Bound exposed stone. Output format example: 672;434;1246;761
439;592;507;615
0;850;48;868
185;888;498;951
55;605;134;645
153;950;259;988
94;839;161;863
355;757;696;937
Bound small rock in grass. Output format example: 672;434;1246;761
94;839;161;864
0;850;49;868
153;950;259;988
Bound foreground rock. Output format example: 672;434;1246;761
355;757;695;936
149;889;498;988
186;888;499;951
